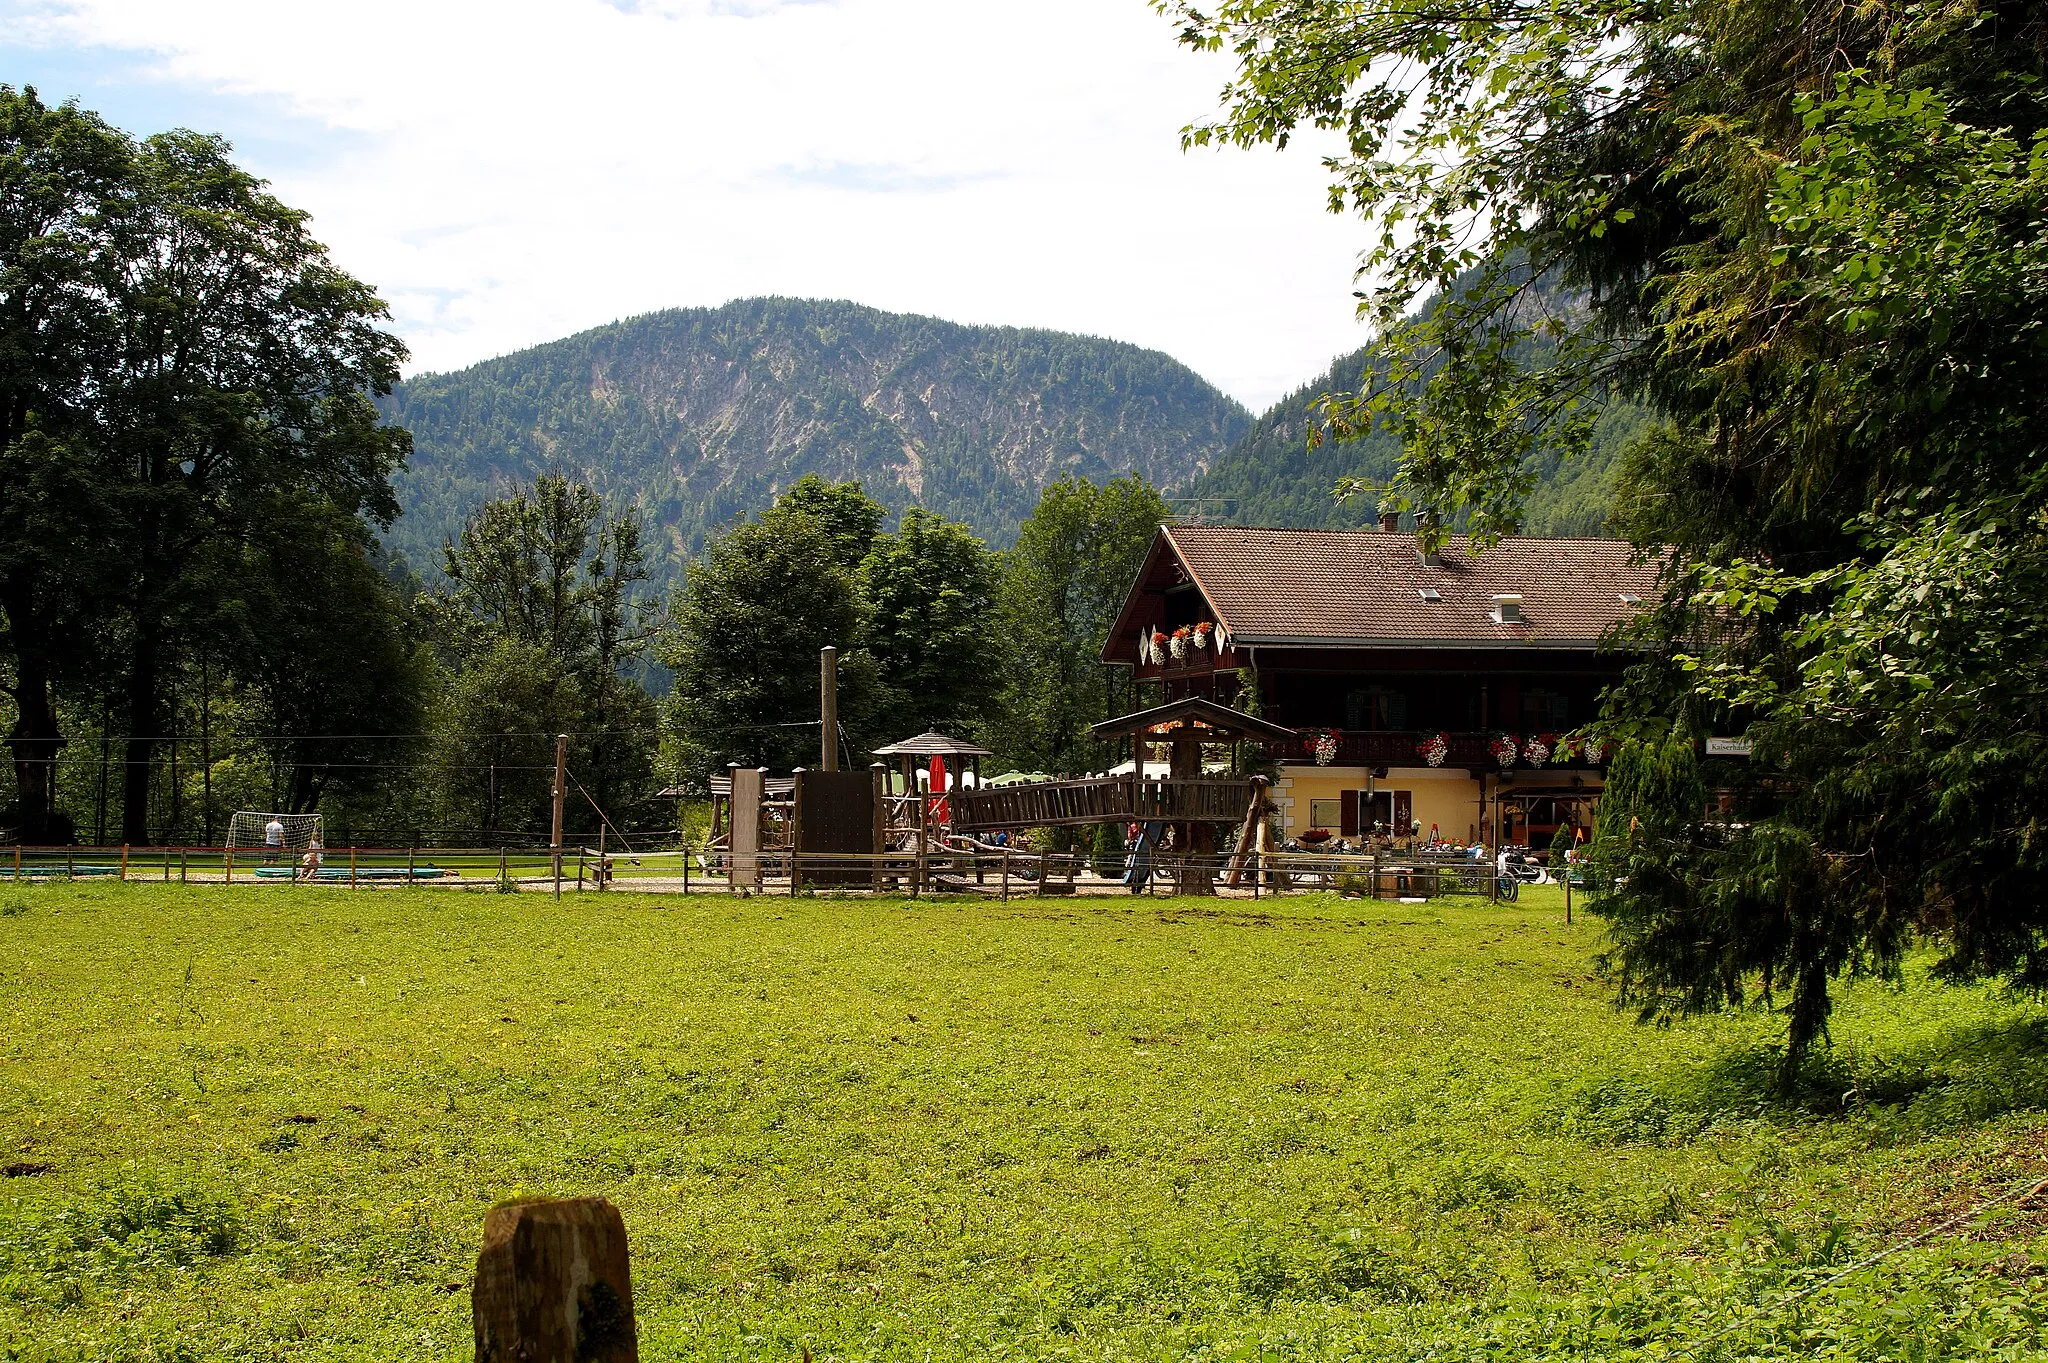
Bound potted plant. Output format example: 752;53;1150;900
1169;626;1191;660
1298;827;1333;846
1525;733;1554;768
1192;621;1214;650
1415;731;1450;767
1489;733;1520;768
1305;728;1340;765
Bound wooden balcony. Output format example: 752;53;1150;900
1259;730;1603;774
950;776;1256;832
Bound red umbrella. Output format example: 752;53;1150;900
929;754;949;825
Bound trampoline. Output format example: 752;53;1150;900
250;865;449;881
1;864;120;879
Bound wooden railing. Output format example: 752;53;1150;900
950;777;1254;831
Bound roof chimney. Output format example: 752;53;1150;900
1377;509;1400;533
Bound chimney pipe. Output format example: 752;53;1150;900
1377;509;1400;533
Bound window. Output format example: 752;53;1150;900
1418;587;1442;602
1346;686;1409;729
1308;798;1342;832
1522;688;1570;729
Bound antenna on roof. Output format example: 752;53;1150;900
1163;497;1238;526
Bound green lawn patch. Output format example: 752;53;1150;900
1;883;2042;1360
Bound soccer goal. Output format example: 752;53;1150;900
227;811;323;860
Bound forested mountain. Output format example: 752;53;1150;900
380;297;1253;581
1181;338;1650;536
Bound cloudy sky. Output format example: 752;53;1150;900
2;0;1370;410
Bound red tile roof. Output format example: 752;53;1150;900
1145;524;1664;651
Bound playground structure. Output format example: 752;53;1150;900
690;692;1547;901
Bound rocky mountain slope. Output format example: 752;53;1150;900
380;297;1253;579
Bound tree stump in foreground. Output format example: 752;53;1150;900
473;1196;637;1362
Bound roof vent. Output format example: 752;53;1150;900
1416;547;1442;568
1619;591;1642;605
1417;587;1442;603
1491;593;1525;624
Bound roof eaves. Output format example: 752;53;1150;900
1232;633;1620;650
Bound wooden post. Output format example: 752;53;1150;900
498;847;509;887
913;780;928;897
13;844;20;881
350;846;358;889
119;844;128;881
180;849;186;883
473;1196;637;1363
551;733;568;895
65;846;73;880
225;847;233;885
1000;849;1011;902
819;646;838;771
597;824;606;892
163;849;169;881
408;846;416;883
577;849;586;892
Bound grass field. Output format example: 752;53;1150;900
2;881;2044;1361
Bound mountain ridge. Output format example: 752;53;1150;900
379;296;1254;582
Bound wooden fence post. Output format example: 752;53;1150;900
119;844;128;881
473;1196;637;1362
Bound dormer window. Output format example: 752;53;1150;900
1417;587;1442;603
1492;593;1525;624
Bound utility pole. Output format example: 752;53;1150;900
820;645;838;771
551;733;568;897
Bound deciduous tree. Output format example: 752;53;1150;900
1163;0;2048;1075
989;476;1167;774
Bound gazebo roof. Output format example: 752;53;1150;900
1088;696;1297;743
871;730;994;758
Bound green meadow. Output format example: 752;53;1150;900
1;882;2043;1361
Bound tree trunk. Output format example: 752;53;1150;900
121;623;162;845
2;569;69;844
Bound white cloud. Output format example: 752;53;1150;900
10;0;1371;409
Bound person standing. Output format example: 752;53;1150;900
264;816;285;865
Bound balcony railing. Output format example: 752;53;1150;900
1259;730;1604;773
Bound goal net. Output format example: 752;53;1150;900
227;811;323;859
